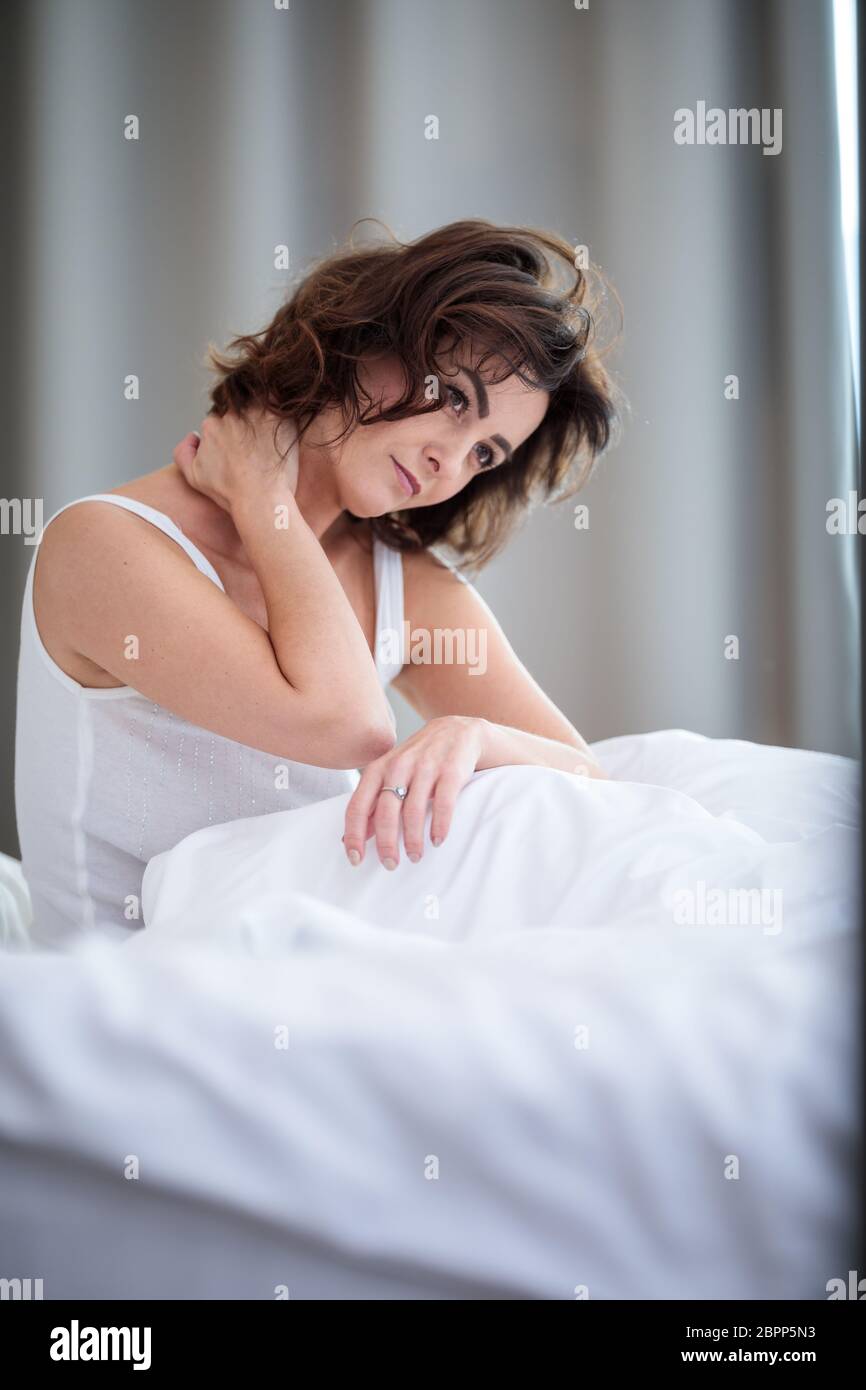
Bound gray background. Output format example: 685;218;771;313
0;0;859;856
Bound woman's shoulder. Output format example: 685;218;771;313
32;488;212;683
37;463;218;569
29;500;150;690
401;544;471;587
35;485;191;573
396;545;478;637
36;466;178;542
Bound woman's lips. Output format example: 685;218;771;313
392;456;420;497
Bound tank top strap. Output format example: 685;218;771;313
41;494;226;593
372;536;405;687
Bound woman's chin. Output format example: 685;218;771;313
349;487;410;519
350;500;387;520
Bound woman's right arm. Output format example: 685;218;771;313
34;422;396;770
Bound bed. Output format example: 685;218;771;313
0;728;860;1299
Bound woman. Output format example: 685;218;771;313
15;219;623;949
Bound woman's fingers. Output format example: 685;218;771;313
429;770;466;847
172;430;201;480
400;765;437;861
343;764;387;865
344;760;430;870
342;723;480;868
371;774;412;868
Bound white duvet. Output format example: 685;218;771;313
0;728;860;1299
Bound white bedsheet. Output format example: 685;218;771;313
0;729;860;1299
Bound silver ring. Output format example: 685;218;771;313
381;784;408;801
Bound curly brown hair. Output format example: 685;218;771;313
206;219;626;572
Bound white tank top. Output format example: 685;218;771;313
14;494;406;951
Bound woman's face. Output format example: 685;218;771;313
318;352;550;517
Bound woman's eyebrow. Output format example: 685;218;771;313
460;368;513;459
462;367;490;418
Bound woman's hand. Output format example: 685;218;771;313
342;714;609;868
172;409;299;515
343;715;485;869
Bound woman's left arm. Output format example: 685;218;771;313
342;550;608;868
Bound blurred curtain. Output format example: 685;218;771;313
0;0;858;856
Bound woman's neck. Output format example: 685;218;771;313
293;439;344;539
150;459;349;563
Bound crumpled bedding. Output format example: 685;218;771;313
0;728;860;1298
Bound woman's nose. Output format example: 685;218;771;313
425;445;464;482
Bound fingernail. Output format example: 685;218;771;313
347;849;361;865
431;835;442;847
382;857;397;871
408;852;421;863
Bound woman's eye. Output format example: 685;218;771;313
445;384;497;468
